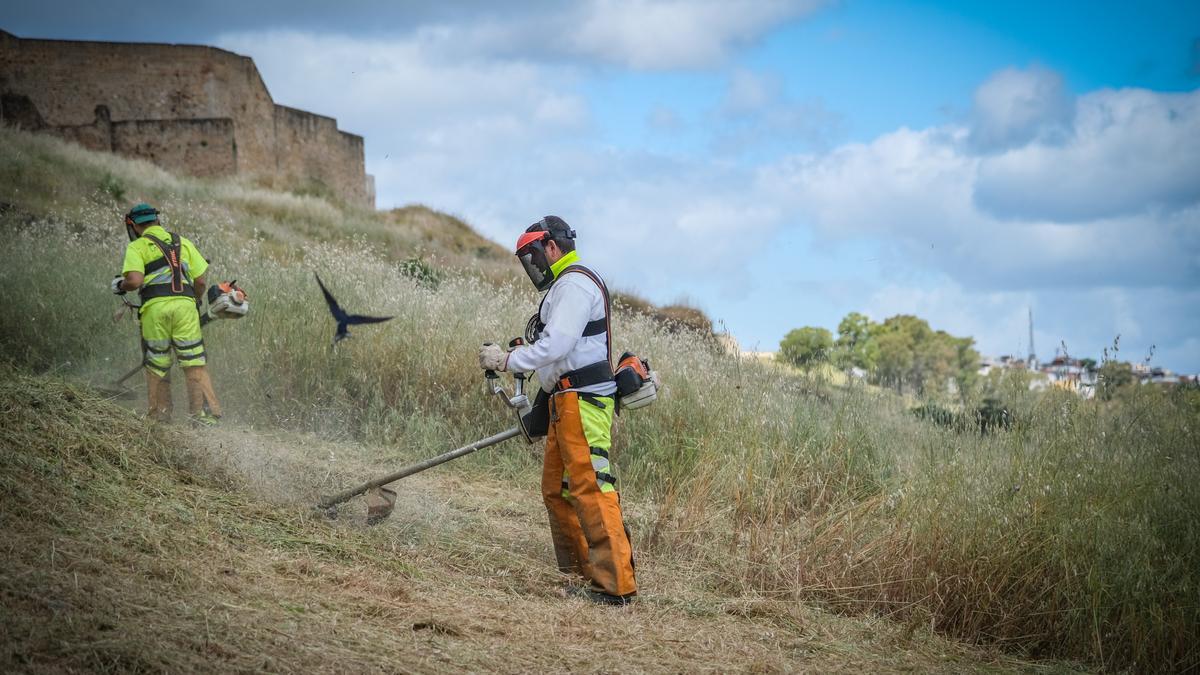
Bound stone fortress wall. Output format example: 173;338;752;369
0;30;373;207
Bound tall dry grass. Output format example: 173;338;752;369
1;127;1197;671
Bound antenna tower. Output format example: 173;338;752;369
1027;307;1037;368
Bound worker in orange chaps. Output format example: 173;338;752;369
542;388;636;600
480;216;636;605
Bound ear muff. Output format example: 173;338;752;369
534;217;576;248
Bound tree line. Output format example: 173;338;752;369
778;312;980;397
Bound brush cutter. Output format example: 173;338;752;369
318;364;536;524
106;282;248;392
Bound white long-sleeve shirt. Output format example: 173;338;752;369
506;265;617;396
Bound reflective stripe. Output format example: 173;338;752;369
145;339;171;353
139;247;194;303
140;298;206;373
145;268;172;285
145;351;172;372
143;261;191;287
590;450;611;475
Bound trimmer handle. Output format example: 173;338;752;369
483;342;500;381
507;337;526;385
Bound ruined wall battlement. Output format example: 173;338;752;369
0;29;373;207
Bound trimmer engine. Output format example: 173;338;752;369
207;280;249;319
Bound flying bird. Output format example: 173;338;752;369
314;273;394;345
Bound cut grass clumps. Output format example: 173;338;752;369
1;126;1198;671
0;370;426;672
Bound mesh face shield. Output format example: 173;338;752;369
518;241;554;291
514;216;576;291
125;205;159;241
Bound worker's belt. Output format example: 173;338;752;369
557;360;613;391
139;282;195;301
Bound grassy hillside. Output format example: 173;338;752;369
1;128;1198;671
2;370;1064;673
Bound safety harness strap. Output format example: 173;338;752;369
144;257;169;274
139;232;195;302
560;264;612;367
543;264;615;393
582;318;607;337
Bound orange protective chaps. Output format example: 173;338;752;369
541;391;637;598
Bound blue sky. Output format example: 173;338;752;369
4;1;1198;371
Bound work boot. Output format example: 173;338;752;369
190;411;221;428
568;586;637;606
184;366;222;418
145;370;173;422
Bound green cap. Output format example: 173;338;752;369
127;203;159;225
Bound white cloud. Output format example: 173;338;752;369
715;68;844;153
217;30;582;143
974;88;1200;221
968;65;1072;152
759;73;1200;291
569;0;826;69
760;126;975;240
214;27;798;300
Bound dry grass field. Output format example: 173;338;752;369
2;128;1197;672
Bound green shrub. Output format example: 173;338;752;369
398;255;444;290
99;172;126;203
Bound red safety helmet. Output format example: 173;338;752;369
515;216;575;291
